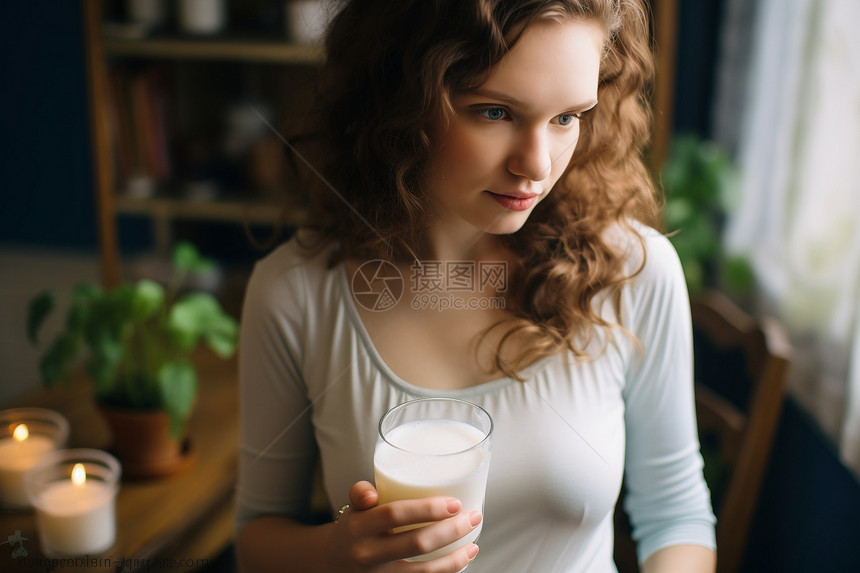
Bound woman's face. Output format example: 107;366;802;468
423;18;604;237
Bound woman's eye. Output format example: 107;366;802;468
478;107;509;121
556;113;580;126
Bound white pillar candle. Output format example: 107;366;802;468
0;425;56;508
0;409;69;510
27;450;121;557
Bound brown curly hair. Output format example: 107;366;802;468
290;0;661;378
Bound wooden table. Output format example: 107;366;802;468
0;350;238;572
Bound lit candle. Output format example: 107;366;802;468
0;408;69;509
28;449;120;557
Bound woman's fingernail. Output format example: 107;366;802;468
447;498;462;514
467;544;479;559
468;511;482;527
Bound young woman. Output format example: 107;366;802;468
236;1;717;571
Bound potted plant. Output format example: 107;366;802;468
662;134;755;295
27;242;239;478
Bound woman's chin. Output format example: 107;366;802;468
481;212;533;235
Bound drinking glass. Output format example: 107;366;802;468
374;397;493;564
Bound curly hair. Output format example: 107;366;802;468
290;0;661;379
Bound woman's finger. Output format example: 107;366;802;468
363;509;482;564
362;496;464;533
349;480;380;511
399;541;480;573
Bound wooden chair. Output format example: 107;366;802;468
615;291;791;573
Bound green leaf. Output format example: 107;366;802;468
157;361;197;438
27;291;55;345
70;282;102;305
131;280;165;321
39;332;81;385
169;291;239;357
723;256;756;293
84;329;124;393
167;294;207;350
109;285;136;320
66;283;100;333
66;299;88;334
665;198;694;229
202;315;239;358
173;241;215;274
82;285;136;344
167;292;234;350
681;259;705;295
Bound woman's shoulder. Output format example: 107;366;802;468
602;221;690;342
253;231;338;279
246;231;341;304
603;219;685;288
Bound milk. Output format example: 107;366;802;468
374;418;491;561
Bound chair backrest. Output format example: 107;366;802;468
614;291;791;573
691;291;790;573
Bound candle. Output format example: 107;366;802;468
0;408;69;509
27;449;121;557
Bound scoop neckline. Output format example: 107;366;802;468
335;263;554;398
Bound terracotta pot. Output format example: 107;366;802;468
99;407;196;479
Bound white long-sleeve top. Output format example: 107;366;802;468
236;224;716;572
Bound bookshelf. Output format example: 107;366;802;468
83;0;321;289
103;36;323;63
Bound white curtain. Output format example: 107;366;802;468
721;0;860;475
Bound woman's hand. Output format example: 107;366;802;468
326;481;482;572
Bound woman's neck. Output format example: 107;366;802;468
420;221;504;262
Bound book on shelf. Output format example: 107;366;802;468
105;65;173;197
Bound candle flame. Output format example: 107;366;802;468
12;424;29;442
71;463;86;486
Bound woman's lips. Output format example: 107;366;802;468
485;191;539;211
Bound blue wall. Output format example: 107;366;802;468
673;0;725;136
744;398;860;573
0;1;98;251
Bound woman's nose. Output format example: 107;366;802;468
507;128;553;182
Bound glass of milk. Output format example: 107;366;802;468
374;397;493;564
